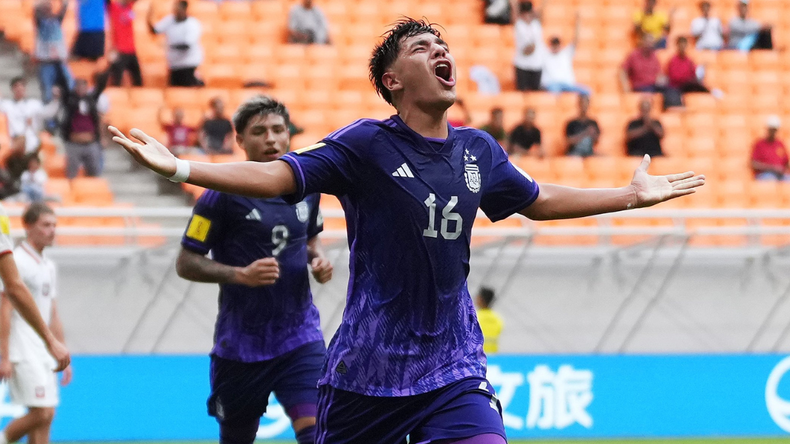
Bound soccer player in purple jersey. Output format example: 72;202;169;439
110;19;704;444
175;96;333;444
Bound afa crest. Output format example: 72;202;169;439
464;164;481;193
295;202;310;223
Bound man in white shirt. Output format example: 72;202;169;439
0;78;60;179
728;0;772;50
288;0;331;45
513;1;545;91
690;1;724;50
147;1;203;87
541;13;589;95
0;203;70;444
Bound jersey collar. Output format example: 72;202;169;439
390;115;456;156
20;241;43;264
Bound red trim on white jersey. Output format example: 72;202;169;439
0;250;11;257
19;242;42;264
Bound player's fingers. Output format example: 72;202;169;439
672;177;706;191
637;154;651;171
107;125;127;139
664;171;694;182
669;188;696;199
129;128;150;144
256;257;279;267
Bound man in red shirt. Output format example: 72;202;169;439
160;107;198;156
619;33;666;93
752;115;790;181
107;0;142;86
666;36;708;93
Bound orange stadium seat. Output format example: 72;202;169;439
71;178;113;205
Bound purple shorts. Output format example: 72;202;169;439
315;376;505;444
208;340;325;425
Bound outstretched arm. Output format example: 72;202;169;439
175;248;280;287
521;155;705;220
109;127;296;198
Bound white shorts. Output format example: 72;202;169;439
9;360;59;408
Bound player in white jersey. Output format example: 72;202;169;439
0;203;69;444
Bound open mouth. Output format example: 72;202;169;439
263;148;280;156
434;61;455;87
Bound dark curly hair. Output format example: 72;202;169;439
369;18;443;107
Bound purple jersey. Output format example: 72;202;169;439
281;116;539;396
181;191;324;362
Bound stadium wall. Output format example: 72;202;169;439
1;354;790;440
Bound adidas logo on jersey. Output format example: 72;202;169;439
392;163;414;178
335;360;348;375
245;209;262;221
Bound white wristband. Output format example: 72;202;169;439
168;158;191;183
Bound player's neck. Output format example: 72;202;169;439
398;104;449;139
25;240;44;255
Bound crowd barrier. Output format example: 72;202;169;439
1;354;789;440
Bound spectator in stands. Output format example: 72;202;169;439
20;156;48;203
484;0;513;25
148;1;204;87
666;37;705;93
513;1;545;92
72;0;107;61
620;33;666;93
633;0;674;49
541;13;589;95
34;0;72;104
161;107;199;156
0;78;60;179
751;115;789;181
288;0;331;45
200;98;234;155
728;0;772;51
507;108;544;157
108;0;143;86
565;95;600;157
56;65;112;179
691;1;725;50
474;287;503;355
480;108;507;146
626;96;664;157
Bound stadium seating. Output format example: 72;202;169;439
2;0;789;247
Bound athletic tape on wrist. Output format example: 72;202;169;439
168;158;190;183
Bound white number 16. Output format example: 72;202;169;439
423;193;463;240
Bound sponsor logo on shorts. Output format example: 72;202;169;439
35;386;45;398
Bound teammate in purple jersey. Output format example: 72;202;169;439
175;96;333;444
110;19;705;444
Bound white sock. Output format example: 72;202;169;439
0;430;8;444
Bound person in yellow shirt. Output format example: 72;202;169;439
475;287;504;354
633;0;675;49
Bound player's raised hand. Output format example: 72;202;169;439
109;126;177;178
0;359;11;381
234;257;280;287
630;155;706;208
310;257;333;284
47;338;70;372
